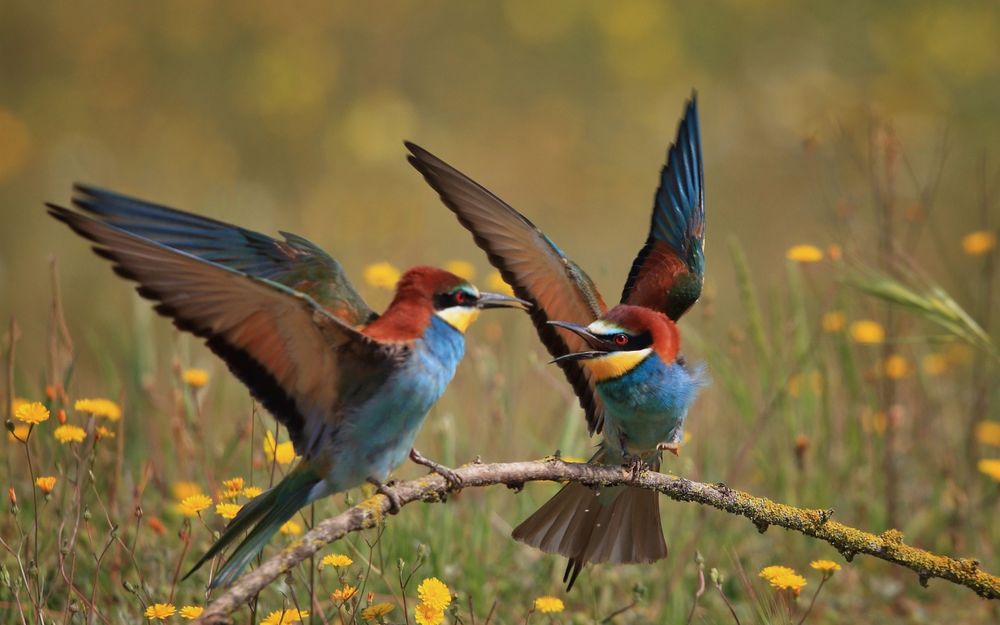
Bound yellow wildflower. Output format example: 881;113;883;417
883;354;910;380
280;520;302;536
821;311;846;332
534;596;565;613
976;421;1000;447
360;603;394;620
486;270;515;297
922;353;948;376
849;320;885;344
414;603;444;625
759;565;796;581
8;424;29;442
810;560;841;574
222;477;245;491
962;230;996;256
264;431;297;465
785;244;824;263
95;425;116;439
182;368;210;388
319;553;353;568
215;502;243;520
417;577;452;611
978;459;1000;481
11;397;28;415
144;603;177;620
768;572;807;595
74;398;122;421
363;262;401;289
260;609;309;625
35;476;57;494
221;489;242;500
180;606;204;619
54;424;86;444
15;401;49;425
330;585;358;602
243;486;263;498
172;481;203;500
444;260;476;281
178;494;212;516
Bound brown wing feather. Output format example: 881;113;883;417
406;142;608;434
47;204;392;454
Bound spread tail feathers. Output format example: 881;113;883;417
183;466;321;588
511;461;666;590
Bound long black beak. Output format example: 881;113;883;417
547;320;612;363
476;291;531;310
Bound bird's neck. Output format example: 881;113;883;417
583;348;654;382
363;298;433;342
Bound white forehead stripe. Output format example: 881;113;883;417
588;320;626;335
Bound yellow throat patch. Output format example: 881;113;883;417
582;348;652;381
435;306;480;333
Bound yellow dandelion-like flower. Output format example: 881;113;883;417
486;270;515;297
222;477;245;491
444;260;476;281
221;489;242;500
768;572;807;595
178;494;212;516
15;401;49;425
35;476;57;494
182;368;210;388
849;320;885;344
786;244;824;263
243;486;263;498
215;502;243;519
172;481;203;500
11;397;28;415
417;577;452;611
820;311;845;333
363;261;401;290
95;425;116;439
414;602;444;625
962;230;996;256
534;596;565;613
759;565;796;581
319;554;353;568
74;398;122;421
8;424;29;442
54;424;86;444
263;431;297;465
922;353;949;376
360;603;394;620
975;421;1000;447
180;606;204;619
280;520;302;536
883;354;910;380
810;560;841;573
144;603;177;620
260;609;309;625
978;459;1000;481
330;585;358;602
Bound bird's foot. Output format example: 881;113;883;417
367;478;402;514
410;448;463;491
656;442;681;457
623;453;644;479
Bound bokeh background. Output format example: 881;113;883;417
2;2;999;623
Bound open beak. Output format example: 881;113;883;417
547;320;612;363
476;291;531;310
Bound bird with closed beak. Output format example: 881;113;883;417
407;95;706;589
46;186;528;587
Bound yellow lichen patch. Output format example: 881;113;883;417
358;494;387;524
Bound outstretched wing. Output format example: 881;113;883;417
48;204;396;455
407;142;608;435
620;95;705;320
71;184;377;327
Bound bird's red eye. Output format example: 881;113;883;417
614;334;629;346
454;291;466;304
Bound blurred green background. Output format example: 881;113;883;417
2;1;999;623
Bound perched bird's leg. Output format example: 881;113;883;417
618;434;644;479
409;448;464;491
656;442;681;457
367;478;402;514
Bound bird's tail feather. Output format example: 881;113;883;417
511;453;666;590
184;465;321;588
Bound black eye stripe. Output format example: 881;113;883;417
596;330;653;351
433;289;478;310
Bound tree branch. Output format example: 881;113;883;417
195;459;999;624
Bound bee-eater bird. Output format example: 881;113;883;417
407;96;705;589
46;186;528;587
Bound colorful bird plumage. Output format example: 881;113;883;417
47;188;527;587
407;95;705;588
